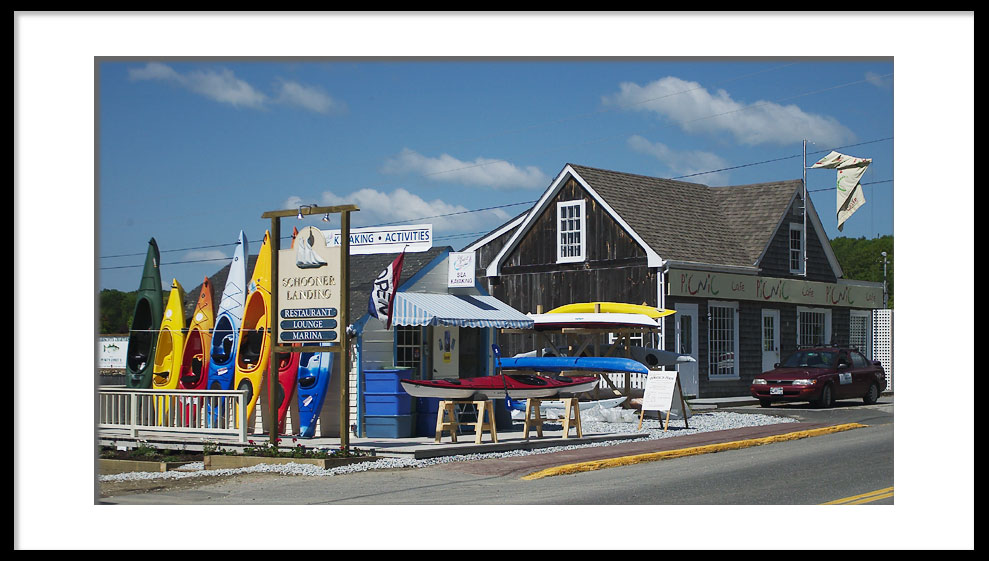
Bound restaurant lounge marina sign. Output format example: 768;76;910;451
278;227;342;343
667;268;883;308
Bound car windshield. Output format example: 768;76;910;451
781;350;837;368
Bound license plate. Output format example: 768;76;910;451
770;386;783;395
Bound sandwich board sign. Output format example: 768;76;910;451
638;370;691;431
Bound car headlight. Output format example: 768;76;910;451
752;378;767;385
792;379;817;386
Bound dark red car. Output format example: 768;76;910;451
750;346;886;408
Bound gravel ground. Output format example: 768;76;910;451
99;411;796;486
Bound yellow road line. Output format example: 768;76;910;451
521;423;867;481
822;486;894;505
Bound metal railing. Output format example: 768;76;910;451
98;388;250;443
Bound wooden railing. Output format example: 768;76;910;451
98;388;250;443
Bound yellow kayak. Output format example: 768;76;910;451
234;231;272;431
547;302;676;319
152;279;186;424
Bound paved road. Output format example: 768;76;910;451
100;399;894;506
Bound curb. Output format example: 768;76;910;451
520;422;867;480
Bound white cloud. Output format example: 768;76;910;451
603;76;856;147
290;188;511;234
128;63;341;114
183;249;230;264
129;63;266;109
865;71;889;88
627;135;732;185
381;148;549;190
274;80;344;114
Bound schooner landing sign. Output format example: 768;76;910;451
278;227;342;343
667;268;883;308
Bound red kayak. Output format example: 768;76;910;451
275;349;300;434
400;373;598;400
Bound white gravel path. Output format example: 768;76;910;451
99;411;796;483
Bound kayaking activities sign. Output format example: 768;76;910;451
278;227;342;343
323;223;432;255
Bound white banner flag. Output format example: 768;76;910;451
367;251;405;330
811;151;872;231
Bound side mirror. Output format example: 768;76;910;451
774;363;780;369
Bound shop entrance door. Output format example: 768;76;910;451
761;309;781;373
675;303;699;397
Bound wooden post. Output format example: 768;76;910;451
268;215;280;445
339;210;351;450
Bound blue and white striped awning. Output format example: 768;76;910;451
391;292;534;329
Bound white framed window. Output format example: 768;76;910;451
556;199;586;263
797;306;832;347
708;301;739;379
789;223;804;274
394;325;422;378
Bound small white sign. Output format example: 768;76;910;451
447;251;475;288
99;336;128;369
323;224;433;255
642;370;678;412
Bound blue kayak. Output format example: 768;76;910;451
205;231;248;427
496;355;650;375
296;347;334;438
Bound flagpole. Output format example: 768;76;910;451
802;139;808;277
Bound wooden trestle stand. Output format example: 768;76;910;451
522;397;582;439
435;400;499;444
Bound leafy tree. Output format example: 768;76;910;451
99;289;137;334
830;235;893;308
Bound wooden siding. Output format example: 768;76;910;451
759;197;838;282
502;177;647;269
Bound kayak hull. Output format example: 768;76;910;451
179;278;214;391
275;349;300;434
125;239;163;389
547;302;676;319
152;279;186;424
528;312;659;330
234;231;272;430
498;355;650;374
207;231;249;392
152;279;186;390
400;374;598;400
296;348;333;438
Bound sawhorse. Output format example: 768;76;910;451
435;400;499;444
522;397;582;439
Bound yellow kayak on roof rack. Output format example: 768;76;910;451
547;302;676;319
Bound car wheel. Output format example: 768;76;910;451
759;399;772;408
863;383;880;405
814;384;834;408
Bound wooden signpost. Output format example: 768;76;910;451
638;370;690;432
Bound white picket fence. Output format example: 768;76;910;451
598;372;648;391
98;388;251;442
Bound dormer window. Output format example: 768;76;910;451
556;199;586;263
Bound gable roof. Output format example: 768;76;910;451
486;163;841;277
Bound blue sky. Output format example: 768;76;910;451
97;56;896;292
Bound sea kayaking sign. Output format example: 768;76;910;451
277;227;342;343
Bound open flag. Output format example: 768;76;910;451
811;150;872;232
368;251;406;330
